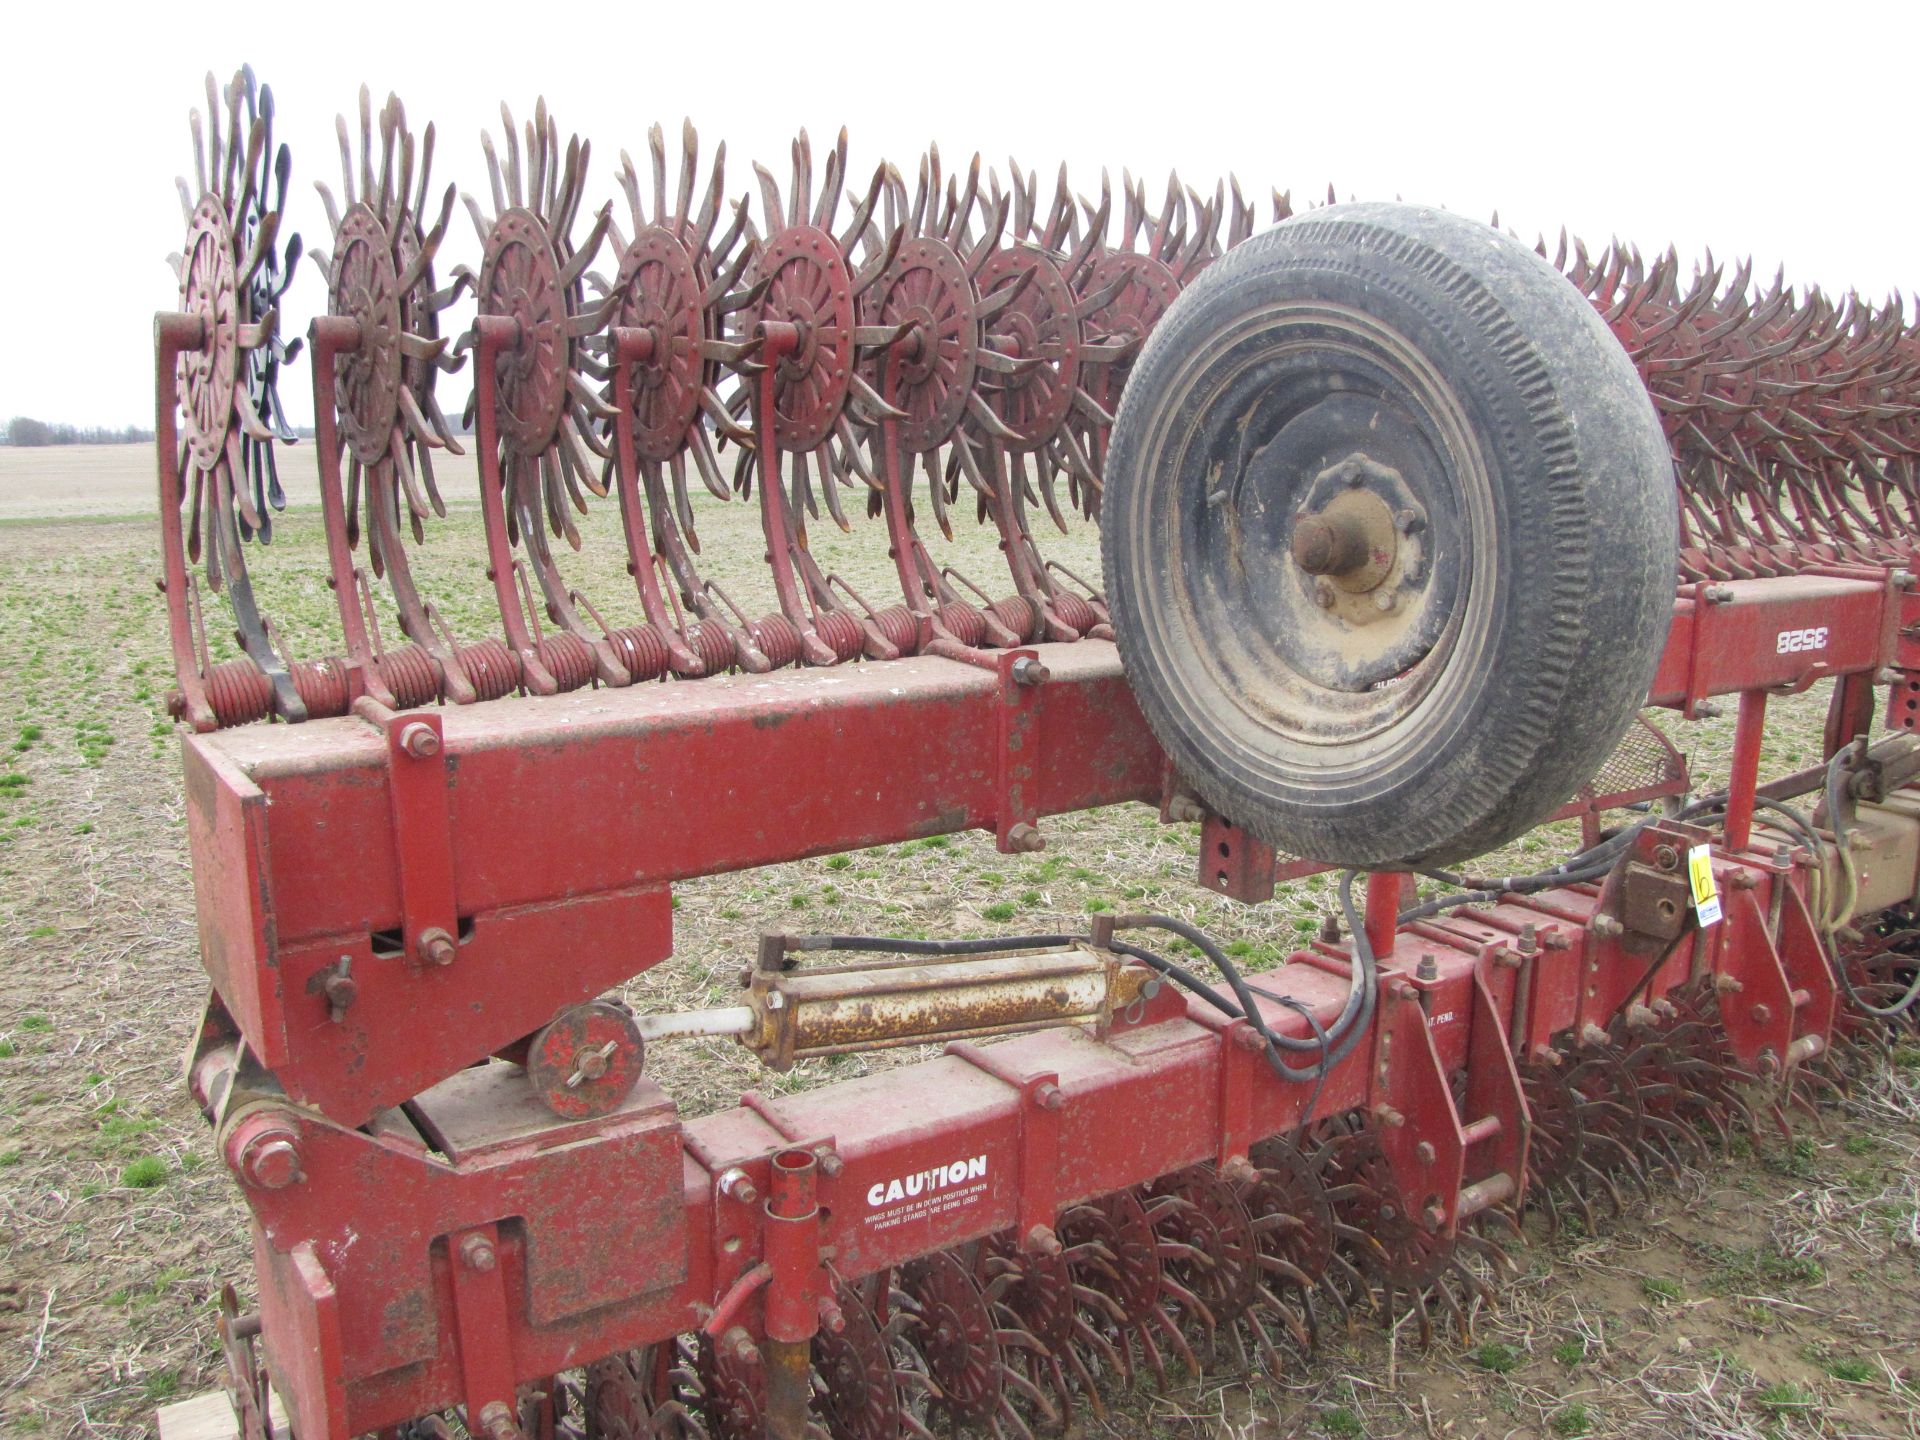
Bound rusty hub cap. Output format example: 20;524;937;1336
751;226;855;451
612;228;707;463
329;204;405;463
862;236;978;453
478;207;570;457
525;1000;645;1119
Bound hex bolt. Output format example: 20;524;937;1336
236;1127;303;1191
813;1146;845;1178
1010;656;1050;687
1035;1082;1066;1111
1395;508;1427;535
1653;844;1680;871
1727;870;1758;891
1006;822;1046;853
816;1293;847;1334
1392;981;1419;1002
1415;953;1438;982
1232;1026;1265;1052
1165;795;1208;824
1372;1105;1406;1129
477;1401;520;1440
322;959;357;1021
1701;584;1736;604
1751;1003;1772;1024
419;927;457;966
1373;589;1396;613
399;721;441;759
727;1328;758;1366
1414;1141;1436;1165
1220;1155;1259;1186
1318;914;1342;944
1313;578;1336;610
459;1234;497;1273
1517;923;1538;956
1893;569;1915;589
1877;667;1902;685
1581;1022;1610;1047
1591;913;1623;939
1694;701;1724;719
719;1168;759;1205
1024;1224;1065;1258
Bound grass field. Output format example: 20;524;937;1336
0;444;1916;1439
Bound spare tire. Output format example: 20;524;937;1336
1101;202;1676;869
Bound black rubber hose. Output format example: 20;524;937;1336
1108;938;1345;1086
1111;876;1379;1079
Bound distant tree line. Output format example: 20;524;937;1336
3;416;156;447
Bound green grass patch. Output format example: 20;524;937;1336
1642;1275;1684;1303
1755;1381;1816;1414
1550;1402;1592;1438
120;1155;169;1189
1552;1338;1587;1367
982;902;1017;922
1470;1341;1521;1374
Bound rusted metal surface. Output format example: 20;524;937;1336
740;943;1158;1069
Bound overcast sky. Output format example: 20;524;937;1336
5;3;1916;429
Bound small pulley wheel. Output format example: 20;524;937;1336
1103;201;1676;867
525;999;646;1119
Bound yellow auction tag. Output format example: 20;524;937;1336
1687;844;1722;927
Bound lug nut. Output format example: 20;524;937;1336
1373;589;1396;613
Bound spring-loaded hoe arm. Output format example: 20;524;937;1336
153;70;1920;1440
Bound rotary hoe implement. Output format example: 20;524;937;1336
153;65;1920;1440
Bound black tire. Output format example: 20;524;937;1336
1102;202;1676;869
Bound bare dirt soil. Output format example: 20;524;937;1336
0;446;1916;1440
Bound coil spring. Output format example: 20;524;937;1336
813;609;868;663
537;631;598;692
1051;591;1099;637
872;604;919;655
684;622;738;675
374;644;440;709
191;654;355;728
607;624;673;684
987;595;1037;642
458;637;524;702
937;601;988;648
750;613;803;670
